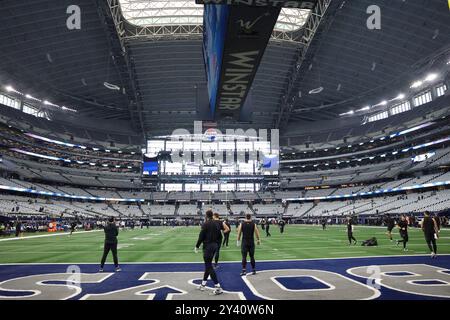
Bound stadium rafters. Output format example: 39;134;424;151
114;0;312;43
274;0;332;129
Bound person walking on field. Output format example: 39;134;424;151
99;217;121;272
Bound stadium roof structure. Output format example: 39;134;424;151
118;0;311;33
0;0;449;142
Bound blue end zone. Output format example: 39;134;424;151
274;276;330;290
0;255;449;300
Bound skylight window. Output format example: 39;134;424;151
118;0;311;32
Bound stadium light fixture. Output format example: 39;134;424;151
410;81;423;89
340;110;354;116
380;100;388;106
25;94;41;102
5;85;14;92
424;73;438;82
395;94;405;100
358;106;371;112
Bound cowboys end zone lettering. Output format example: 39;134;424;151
0;256;449;300
196;0;318;9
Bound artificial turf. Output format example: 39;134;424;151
0;225;449;264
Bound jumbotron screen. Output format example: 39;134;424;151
144;135;279;177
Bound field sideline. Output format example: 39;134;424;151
0;225;449;264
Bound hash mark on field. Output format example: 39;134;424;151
331;251;367;255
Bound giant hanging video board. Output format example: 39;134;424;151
199;0;318;120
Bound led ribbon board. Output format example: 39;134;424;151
199;0;318;120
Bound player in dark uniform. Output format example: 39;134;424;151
69;221;77;236
278;219;286;233
99;217;121;272
321;218;327;230
265;219;271;237
222;218;231;247
213;212;230;269
237;214;261;276
195;209;223;295
347;217;357;245
396;215;409;251
433;214;441;233
421;211;439;258
260;218;266;231
15;220;21;237
385;214;395;242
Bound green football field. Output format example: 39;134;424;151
0;225;449;264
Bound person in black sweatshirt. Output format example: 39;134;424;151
347;216;357;245
194;209;223;295
15;220;22;237
99;217;121;272
213;212;230;269
396;215;409;251
421;211;439;258
222;218;232;247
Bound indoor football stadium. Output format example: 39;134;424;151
0;0;450;306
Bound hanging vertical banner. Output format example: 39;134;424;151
200;0;318;120
216;5;281;120
203;4;281;120
202;5;230;118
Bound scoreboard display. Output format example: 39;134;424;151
142;132;279;191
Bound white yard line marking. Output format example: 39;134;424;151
0;230;102;242
331;251;367;255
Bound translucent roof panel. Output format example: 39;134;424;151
119;0;311;32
